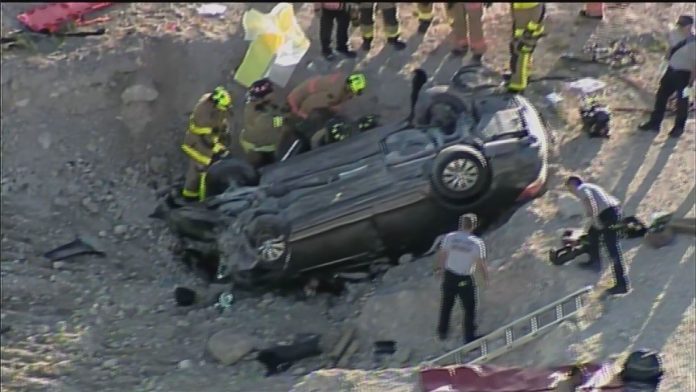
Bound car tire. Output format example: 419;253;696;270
620;349;664;384
431;145;491;201
246;214;291;267
205;157;259;197
423;93;467;133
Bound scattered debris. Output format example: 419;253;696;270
257;333;322;376
565;78;607;96
43;237;106;262
196;4;227;17
174;287;196;306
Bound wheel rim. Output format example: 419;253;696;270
442;158;479;191
257;235;286;262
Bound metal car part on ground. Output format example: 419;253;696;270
159;67;550;290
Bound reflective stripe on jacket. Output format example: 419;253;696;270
512;2;540;9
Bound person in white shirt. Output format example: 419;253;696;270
566;175;630;296
435;213;488;343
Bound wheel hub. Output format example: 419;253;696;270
257;235;286;262
442;159;479;191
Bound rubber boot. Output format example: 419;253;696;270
387;36;406;50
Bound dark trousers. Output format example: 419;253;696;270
587;206;629;288
319;8;351;53
648;67;691;130
437;270;477;342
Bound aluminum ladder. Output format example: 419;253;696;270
423;285;594;366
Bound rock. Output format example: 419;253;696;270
121;84;159;104
292;367;306;376
113;225;128;236
178;359;193;369
556;194;584;219
149;156;167;174
52;261;66;270
53;197;69;207
102;358;119;369
206;329;256;366
98;231;107;237
82;197;99;214
15;98;30;108
38;133;52;150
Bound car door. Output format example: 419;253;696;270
372;128;446;256
286;164;387;274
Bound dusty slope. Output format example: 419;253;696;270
1;3;694;392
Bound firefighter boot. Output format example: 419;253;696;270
361;37;373;51
418;19;431;34
387;36;407;51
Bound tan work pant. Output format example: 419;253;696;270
449;3;487;55
359;2;399;39
183;161;207;201
583;2;604;17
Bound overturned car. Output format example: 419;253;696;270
162;67;550;289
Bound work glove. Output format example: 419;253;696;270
210;149;229;164
272;115;284;128
357;114;379;131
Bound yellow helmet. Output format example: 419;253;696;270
211;86;232;111
346;72;367;95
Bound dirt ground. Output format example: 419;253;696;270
1;3;694;392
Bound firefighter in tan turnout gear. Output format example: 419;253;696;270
447;2;488;61
506;2;546;93
240;79;293;168
181;87;232;202
358;3;406;50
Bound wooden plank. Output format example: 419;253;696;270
329;326;356;366
336;340;360;368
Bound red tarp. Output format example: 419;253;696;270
17;3;112;33
419;363;625;392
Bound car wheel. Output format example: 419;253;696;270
431;145;491;200
620;349;664;384
205;157;259;197
246;214;291;267
167;206;221;241
423;93;466;133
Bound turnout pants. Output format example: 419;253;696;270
587;206;629;289
359;2;400;39
437;270;477;342
183;162;207;201
648;67;691;131
319;8;351;54
449;3;487;55
509;4;545;92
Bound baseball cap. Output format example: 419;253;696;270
676;15;694;27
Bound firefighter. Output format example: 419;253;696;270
506;2;546;93
415;3;434;34
181;86;232;202
447;2;488;61
358;3;406;51
240;79;293;168
286;72;367;121
580;3;604;19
